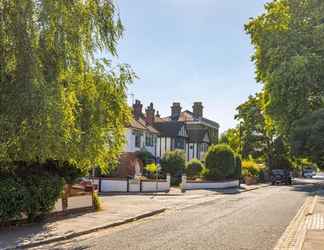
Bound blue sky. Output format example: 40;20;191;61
112;0;269;133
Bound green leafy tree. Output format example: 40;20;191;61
235;93;269;159
0;0;135;172
270;137;293;170
289;109;324;169
219;128;241;154
245;0;324;135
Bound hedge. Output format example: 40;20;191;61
204;144;236;180
161;150;185;184
0;161;83;224
185;159;204;178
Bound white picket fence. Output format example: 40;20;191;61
99;174;171;193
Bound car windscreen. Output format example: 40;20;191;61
272;170;285;175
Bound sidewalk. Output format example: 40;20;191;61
302;190;324;250
274;188;324;250
0;183;269;250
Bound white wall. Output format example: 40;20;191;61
157;137;171;158
142;180;170;192
124;129;141;152
124;128;157;156
100;175;171;193
101;179;128;192
186;143;208;161
181;176;239;190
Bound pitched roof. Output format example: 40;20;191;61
129;118;146;131
128;118;159;134
137;118;160;134
164;110;219;128
188;129;209;143
153;121;187;138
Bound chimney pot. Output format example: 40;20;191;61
171;102;182;121
145;102;155;125
193;102;203;119
133;99;143;120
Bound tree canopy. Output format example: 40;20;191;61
245;0;324;134
235;93;270;159
0;0;135;171
289;109;324;168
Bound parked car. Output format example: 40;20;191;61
303;168;315;178
271;169;292;185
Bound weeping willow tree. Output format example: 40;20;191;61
0;0;135;172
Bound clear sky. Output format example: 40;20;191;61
112;0;269;133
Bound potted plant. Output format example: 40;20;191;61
242;160;260;185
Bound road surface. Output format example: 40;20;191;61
33;182;319;250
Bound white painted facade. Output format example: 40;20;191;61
186;143;209;161
124;128;157;157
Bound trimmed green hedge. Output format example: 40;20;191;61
0;161;83;224
161;150;185;184
185;159;204;178
204;144;236;180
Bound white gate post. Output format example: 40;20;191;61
181;174;187;193
166;173;171;191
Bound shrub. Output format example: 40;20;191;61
204;144;236;180
200;166;210;179
0;176;26;224
0;161;81;224
144;163;158;178
186;159;204;178
136;150;155;165
93;192;102;211
23;171;64;221
161;150;185;184
241;160;263;178
230;155;242;179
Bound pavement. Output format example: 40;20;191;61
30;183;315;250
274;175;324;250
0;183;268;250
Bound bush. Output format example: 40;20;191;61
0;161;81;224
135;150;155;165
231;155;242;179
186;159;204;178
241;160;263;178
93;192;102;211
204;144;236;180
0;176;26;223
200;166;210;179
144;163;158;178
161;150;185;184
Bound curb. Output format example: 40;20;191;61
7;183;271;249
239;184;271;193
10;208;166;250
274;190;319;250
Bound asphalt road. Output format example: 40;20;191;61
33;183;318;250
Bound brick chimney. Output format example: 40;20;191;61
193;102;203;119
133;100;143;120
145;102;155;125
171;102;182;121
